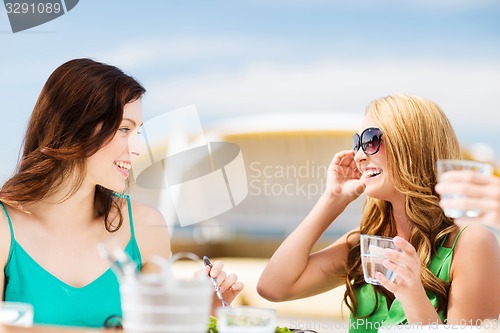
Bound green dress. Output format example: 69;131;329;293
349;228;466;333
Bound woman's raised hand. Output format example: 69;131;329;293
324;150;365;201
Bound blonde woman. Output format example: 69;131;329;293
258;95;500;332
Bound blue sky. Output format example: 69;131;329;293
1;0;500;183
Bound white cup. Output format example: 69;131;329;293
120;254;212;333
360;235;400;286
0;302;34;327
436;159;494;218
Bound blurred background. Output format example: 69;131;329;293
1;0;500;259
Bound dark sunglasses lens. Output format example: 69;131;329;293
361;129;381;155
352;134;361;152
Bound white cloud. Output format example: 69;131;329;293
143;58;500;129
96;35;293;70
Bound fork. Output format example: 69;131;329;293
203;256;231;307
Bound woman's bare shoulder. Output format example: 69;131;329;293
455;223;499;248
128;199;167;227
451;223;500;276
126;199;171;260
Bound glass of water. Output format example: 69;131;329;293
360;235;400;286
436;159;494;218
0;302;34;327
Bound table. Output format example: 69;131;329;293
0;325;115;333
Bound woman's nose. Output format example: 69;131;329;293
128;131;146;158
353;147;366;164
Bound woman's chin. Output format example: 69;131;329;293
364;187;382;200
98;183;127;193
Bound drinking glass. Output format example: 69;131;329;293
436;159;494;218
360;235;399;286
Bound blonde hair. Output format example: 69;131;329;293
344;95;461;316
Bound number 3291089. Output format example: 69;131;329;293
5;2;62;14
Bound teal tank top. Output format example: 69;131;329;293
1;194;142;328
349;227;467;333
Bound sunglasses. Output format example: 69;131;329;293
353;127;383;155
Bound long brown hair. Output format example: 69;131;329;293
0;58;146;232
344;95;461;316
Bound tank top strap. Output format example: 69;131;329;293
112;193;135;238
124;194;135;239
451;225;469;250
0;202;15;241
439;235;448;247
113;193;142;268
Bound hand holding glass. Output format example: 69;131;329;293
360;235;400;286
436;159;494;218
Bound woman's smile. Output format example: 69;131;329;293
114;160;131;177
